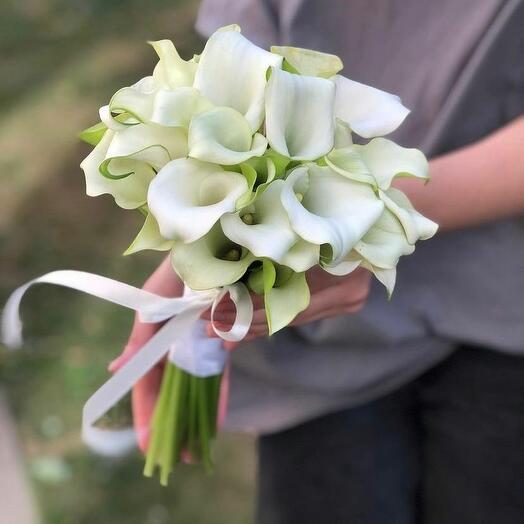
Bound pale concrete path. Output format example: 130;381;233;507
0;390;40;524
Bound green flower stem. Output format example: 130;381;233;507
143;362;223;485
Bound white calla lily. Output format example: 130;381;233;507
379;187;438;244
265;67;335;160
188;107;267;165
193;27;283;132
148;158;249;243
332;75;410;138
150;39;198;89
270;46;343;78
171;223;256;290
281;164;384;264
220;180;319;271
80;130;155;209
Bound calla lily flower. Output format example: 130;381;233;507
324;189;437;296
331;75;410;138
265;67;335;160
188;107;267;165
249;260;310;334
81;130;155;209
270;46;343;78
148;158;249;243
379;187;438;244
171;223;256;290
220;180;319;271
280;164;384;265
124;212;174;255
193;26;283;132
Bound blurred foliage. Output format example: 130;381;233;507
0;1;255;523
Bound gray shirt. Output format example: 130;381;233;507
196;0;524;433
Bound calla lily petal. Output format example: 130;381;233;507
194;27;283;132
379;187;438;244
188;107;267;165
332;74;409;138
270;46;343;78
151;40;197;89
325;146;376;186
106;123;187;170
124;212;174;255
79;121;107;146
265;67;335;160
80;131;155;209
354;209;415;268
333;119;353;149
281;165;384;264
170;224;256;290
260;261;310;335
220;180;318;271
148;158;249;242
150;87;213;128
352;138;429;190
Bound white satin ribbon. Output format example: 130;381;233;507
1;270;253;455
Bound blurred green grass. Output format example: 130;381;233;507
0;1;255;522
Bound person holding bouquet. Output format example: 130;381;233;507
110;0;524;522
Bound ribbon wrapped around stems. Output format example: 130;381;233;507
1;270;253;456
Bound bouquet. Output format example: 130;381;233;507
2;25;437;485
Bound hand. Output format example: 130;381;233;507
107;256;183;452
204;267;371;350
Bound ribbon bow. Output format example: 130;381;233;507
2;270;253;455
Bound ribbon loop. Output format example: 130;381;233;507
2;270;253;455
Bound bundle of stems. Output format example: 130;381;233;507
143;362;222;486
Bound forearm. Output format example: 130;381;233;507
396;116;524;232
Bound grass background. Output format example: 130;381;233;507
0;1;255;522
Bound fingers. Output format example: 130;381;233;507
132;363;164;453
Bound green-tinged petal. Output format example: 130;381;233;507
325;146;376;186
332;75;409;138
188;107;267;165
265;67;335;160
79;121;107;146
148;158;249;242
333;119;353;149
220;180;318;271
170;223;255;290
150;40;197;88
281;164;384;264
321;251;362;276
352;138;429;190
193;27;283;132
363;262;396;298
234;156;277;208
124;212;174;255
109;76;157;124
106;123;187;170
264;149;290;178
150;87;213;128
262;262;310;335
354;209;415;268
379;187;438;244
271;46;343;78
80;131;154;209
